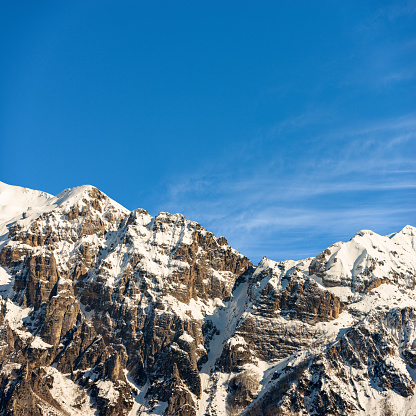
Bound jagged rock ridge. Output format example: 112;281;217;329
0;181;415;416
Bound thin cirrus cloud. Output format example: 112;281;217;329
346;4;416;91
165;112;416;201
381;69;416;85
375;1;416;21
189;204;414;263
156;113;415;263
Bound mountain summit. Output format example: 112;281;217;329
0;182;415;416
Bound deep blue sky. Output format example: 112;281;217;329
1;1;415;263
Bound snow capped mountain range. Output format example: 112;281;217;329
0;181;415;416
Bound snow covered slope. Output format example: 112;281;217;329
0;182;53;244
0;181;415;416
309;227;416;294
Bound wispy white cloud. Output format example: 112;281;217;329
156;113;416;263
380;69;416;85
375;1;416;21
213;204;416;262
347;4;416;90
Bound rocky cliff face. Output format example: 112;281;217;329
0;181;415;416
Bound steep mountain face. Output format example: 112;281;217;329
0;181;415;416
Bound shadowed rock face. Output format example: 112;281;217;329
256;276;344;322
0;183;415;416
244;307;416;416
227;262;344;365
